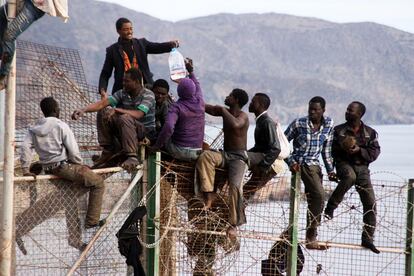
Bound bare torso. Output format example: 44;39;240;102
222;109;249;151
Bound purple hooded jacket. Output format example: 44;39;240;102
154;72;205;148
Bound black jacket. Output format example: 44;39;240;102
99;38;173;93
332;121;380;166
249;113;281;168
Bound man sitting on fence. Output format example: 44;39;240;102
153;78;173;133
324;101;381;254
284;96;336;250
196;88;249;238
17;97;105;252
72;67;156;172
150;58;205;162
243;93;281;200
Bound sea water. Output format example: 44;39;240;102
205;124;414;180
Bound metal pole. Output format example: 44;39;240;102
287;171;301;276
67;168;144;276
0;0;17;275
140;147;148;275
406;179;414;276
0;91;4;173
146;152;160;276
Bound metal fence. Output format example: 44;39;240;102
1;40;412;275
0;40;150;275
13;168;142;275
157;161;411;276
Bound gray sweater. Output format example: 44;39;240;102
20;117;82;169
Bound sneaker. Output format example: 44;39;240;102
324;208;334;220
361;240;380;254
85;219;106;229
16;237;27;255
69;240;88;252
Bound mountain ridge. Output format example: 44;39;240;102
19;0;414;124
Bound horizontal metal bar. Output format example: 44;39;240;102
164;226;407;254
0;167;123;183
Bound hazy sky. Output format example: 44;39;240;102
99;0;414;33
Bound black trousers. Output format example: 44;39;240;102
326;162;376;242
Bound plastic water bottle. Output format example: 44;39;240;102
168;48;187;81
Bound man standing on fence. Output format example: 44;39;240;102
324;101;381;254
99;17;179;94
0;0;69;90
243;93;281;200
284;96;336;250
17;97;105;252
73;68;156;172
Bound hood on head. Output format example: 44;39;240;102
177;78;196;100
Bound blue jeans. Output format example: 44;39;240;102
165;140;201;162
0;0;45;76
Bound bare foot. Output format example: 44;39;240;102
306;240;329;250
203;192;216;209
226;226;237;240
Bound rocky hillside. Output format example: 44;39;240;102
20;0;414;124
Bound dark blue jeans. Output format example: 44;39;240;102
0;0;45;76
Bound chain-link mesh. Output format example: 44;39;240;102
14;170;142;275
158;160;409;275
15;40;99;148
6;40;147;275
0;40;410;275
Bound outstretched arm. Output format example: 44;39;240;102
185;58;203;101
205;104;222;116
145;38;178;54
72;98;110;120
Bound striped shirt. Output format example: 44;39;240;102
284;116;334;173
108;88;156;131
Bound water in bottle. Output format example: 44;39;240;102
168;48;187;81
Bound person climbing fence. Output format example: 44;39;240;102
0;0;68;90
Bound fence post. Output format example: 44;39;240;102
406;179;414;276
146;152;160;276
0;1;17;275
287;171;301;276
